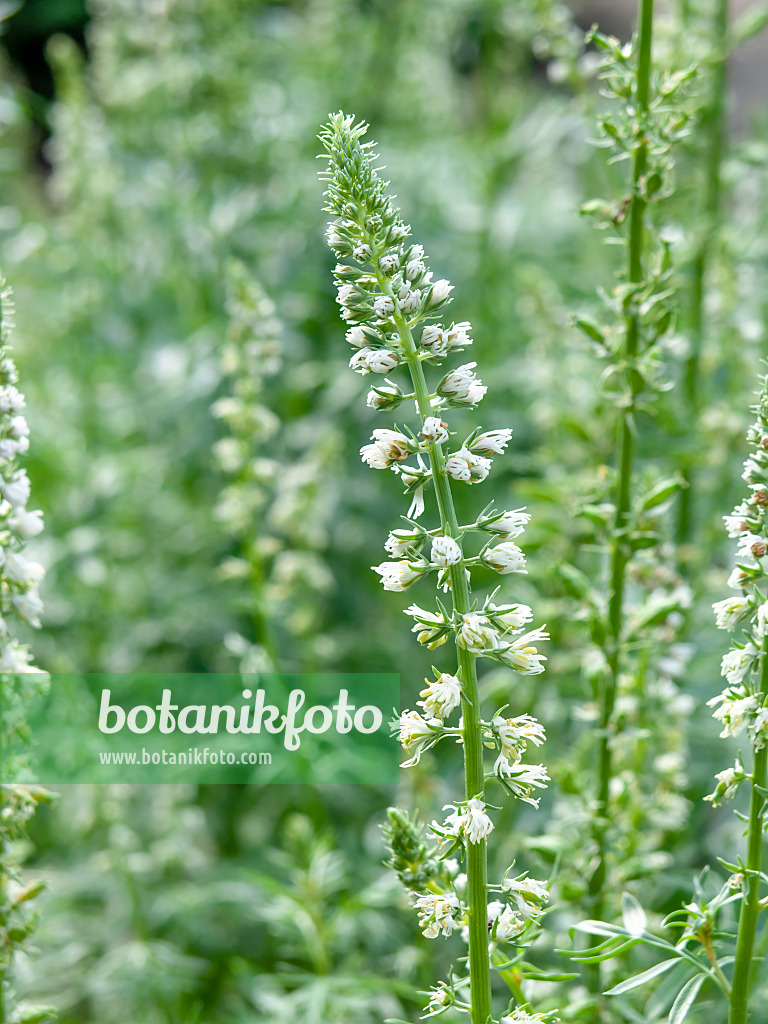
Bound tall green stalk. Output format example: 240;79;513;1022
386;287;492;1023
591;0;655;919
728;643;768;1024
677;0;729;547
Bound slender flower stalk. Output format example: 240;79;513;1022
321;114;559;1024
707;377;768;1024
211;262;337;672
591;0;656;919
677;0;729;547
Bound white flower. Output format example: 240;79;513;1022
487;900;523;940
368;349;399;373
353;243;372;262
398;288;422;315
456;612;498;652
470;429;513;455
462;797;494;843
0;386;24;413
483;509;531;539
758;602;768;638
8;509;43;538
405;258;425;280
445;321;472;350
4;553;45;586
398;709;441;765
379;253;399;274
708;691;759;738
373;295;395;318
489;602;533;630
494;758;549;806
445;447;491;483
721;643;759;686
501;875;550;913
737;532;768;559
0;639;32;672
708;765;743;803
336;283;359;309
345;325;367;348
10;415;28;438
385;528;422;557
360;429;411;468
420;325;448;357
482;542;526;574
372;559;422;591
349;347;375;374
350;348;400;375
413;892;461;938
423;984;451;1016
501;1011;550;1024
406;603;449;648
724;513;753;538
1;471;30;508
743;457;764;484
12;590;44;628
366;382;401;410
438;363;487;405
421;416;449;444
431;535;462;567
493;715;546;761
728;566;752;590
497;627;549;675
429;279;453;305
0;437;26;460
419;673;462;719
713;596;753;631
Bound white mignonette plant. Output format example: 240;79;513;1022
320;113;560;1024
706;376;768;1024
0;273;52;1024
567;380;768;1020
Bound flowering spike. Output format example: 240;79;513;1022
320;112;557;1022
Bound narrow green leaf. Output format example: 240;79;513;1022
574;317;605;344
605;957;679;995
641;476;683;511
732;4;768;45
521;970;579;982
668;975;705;1024
571;939;639;963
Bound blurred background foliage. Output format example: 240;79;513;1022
0;0;766;1020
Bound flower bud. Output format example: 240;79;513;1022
482;543;527;574
430;535;462;566
429;279;453;306
379;254;399;274
421;416;449;444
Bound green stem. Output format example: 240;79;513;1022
728;645;768;1024
590;0;654;921
677;0;729;548
381;275;492;1024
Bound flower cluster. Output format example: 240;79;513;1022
321;112;556;1021
707;380;768;803
211;264;337;671
0;274;50;1024
0;278;45;672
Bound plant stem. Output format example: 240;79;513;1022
677;0;729;548
590;0;654;921
381;273;493;1024
728;644;768;1024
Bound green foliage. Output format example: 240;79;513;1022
0;0;767;1021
